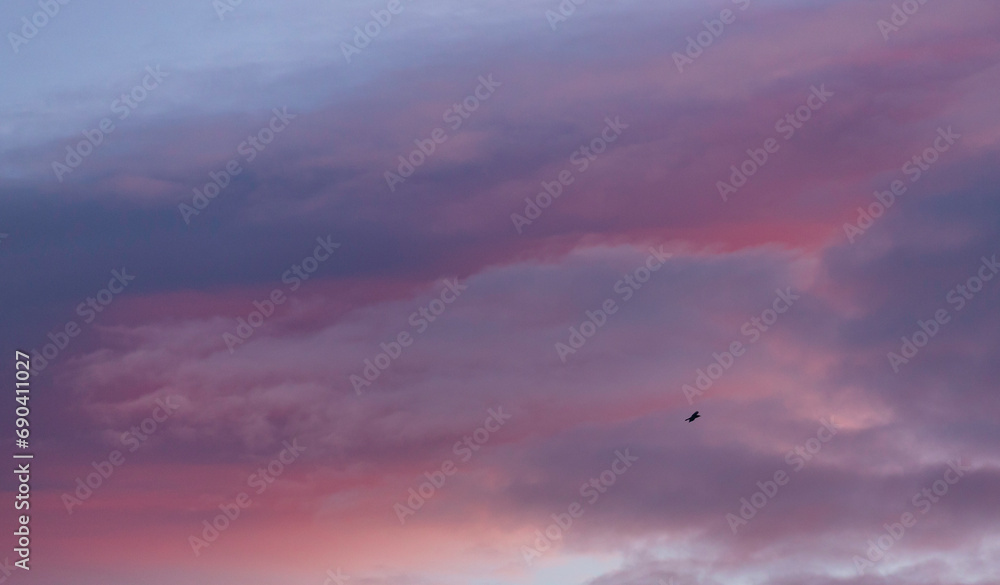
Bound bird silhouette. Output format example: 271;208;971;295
685;411;700;422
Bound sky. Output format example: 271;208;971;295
1;0;999;584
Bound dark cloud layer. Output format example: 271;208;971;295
2;0;999;584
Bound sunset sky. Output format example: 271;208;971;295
1;0;999;584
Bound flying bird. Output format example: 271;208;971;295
685;411;700;423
